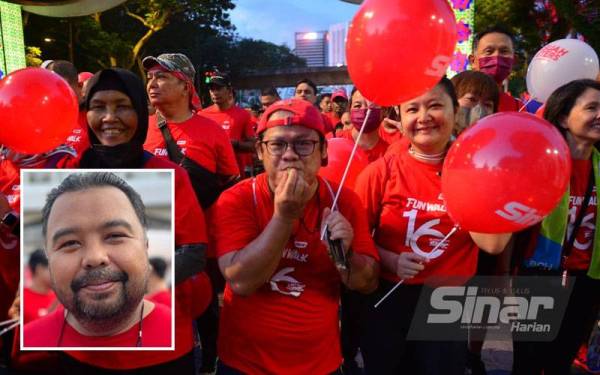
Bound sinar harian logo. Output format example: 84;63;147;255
427;286;554;333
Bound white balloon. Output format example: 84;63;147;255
526;39;599;103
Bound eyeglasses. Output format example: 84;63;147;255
260;140;320;157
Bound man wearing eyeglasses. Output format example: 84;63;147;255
211;98;380;374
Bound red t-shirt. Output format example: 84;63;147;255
535;104;546;118
144;113;239;176
338;129;389;163
24;303;171;347
355;143;479;284
147;289;171;308
0;159;20;316
22;288;56;324
202;104;256;173
0;154;74;321
565;159;596;271
378;121;403;145
325;111;341;128
66;156;210;369
212;173;378;375
322;113;335;135
498;91;521;112
65;111;91;156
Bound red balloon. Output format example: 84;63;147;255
0;68;78;154
346;0;457;106
442;112;571;233
319;138;369;190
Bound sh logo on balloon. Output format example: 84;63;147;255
495;202;542;226
425;55;453;77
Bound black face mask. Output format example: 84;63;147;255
80;69;149;169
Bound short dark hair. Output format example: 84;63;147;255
295;78;317;95
472;25;516;52
46;60;78;86
451;70;500;112
544;79;600;140
261;86;280;98
29;249;48;274
149;257;168;279
318;93;331;103
41;172;148;237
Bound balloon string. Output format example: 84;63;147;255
374;225;460;308
0;320;19;337
320;108;372;241
0;318;17;328
518;96;535;113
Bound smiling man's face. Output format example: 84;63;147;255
45;186;149;325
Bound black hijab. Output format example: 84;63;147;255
79;68;150;168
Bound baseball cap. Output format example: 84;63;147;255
142;53;196;81
208;73;232;88
40;60;54;69
142;53;201;110
78;71;94;84
331;89;348;102
257;98;325;137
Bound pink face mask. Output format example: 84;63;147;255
351;107;382;133
478;56;514;83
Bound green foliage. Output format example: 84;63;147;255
25;46;42;67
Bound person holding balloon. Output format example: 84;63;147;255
0;66;80;371
336;88;389;163
512;79;600;375
355;78;512;375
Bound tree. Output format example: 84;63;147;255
23;0;236;75
227;38;307;75
22;0;305;87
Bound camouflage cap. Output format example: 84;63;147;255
142;53;196;81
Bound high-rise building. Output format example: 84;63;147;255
327;23;348;67
294;31;327;67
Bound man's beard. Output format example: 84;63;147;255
55;267;148;327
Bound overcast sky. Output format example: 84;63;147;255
230;0;359;48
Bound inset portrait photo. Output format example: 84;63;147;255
20;170;174;350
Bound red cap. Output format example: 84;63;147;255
257;98;325;137
331;89;348;102
78;72;94;84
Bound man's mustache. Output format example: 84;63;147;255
71;268;128;292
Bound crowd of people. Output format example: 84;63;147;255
0;24;599;375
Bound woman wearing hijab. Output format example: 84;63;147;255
65;68;210;373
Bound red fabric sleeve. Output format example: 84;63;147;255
354;157;387;230
215;130;241;176
144;157;207;245
212;181;260;257
173;166;207;245
321;113;334;134
189;272;212;319
143;115;165;155
339;187;380;260
243;113;257;139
